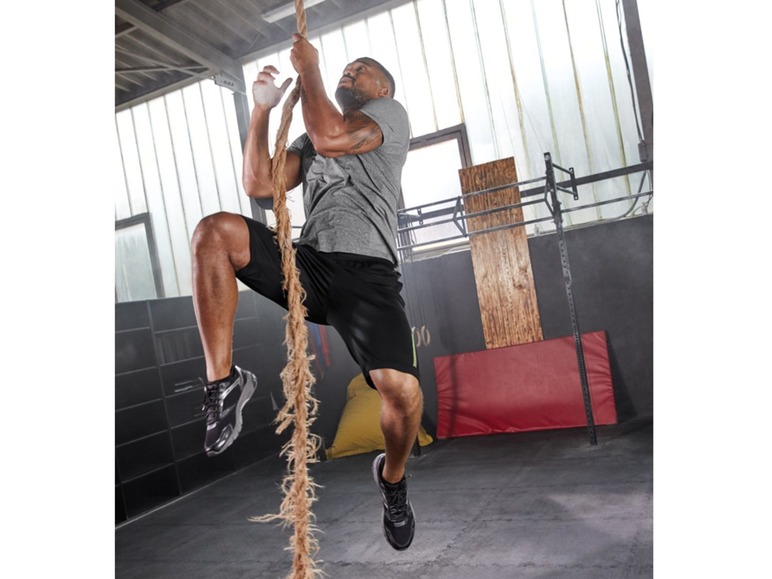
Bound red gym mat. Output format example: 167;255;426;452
434;331;617;439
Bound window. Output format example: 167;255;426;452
115;214;164;302
398;124;472;257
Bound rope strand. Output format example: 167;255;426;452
249;2;324;578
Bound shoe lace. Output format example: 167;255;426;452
201;381;220;421
383;483;409;522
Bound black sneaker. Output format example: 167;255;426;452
372;452;415;551
201;365;257;457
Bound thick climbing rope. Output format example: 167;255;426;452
248;2;323;578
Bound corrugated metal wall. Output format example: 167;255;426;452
115;0;652;301
115;81;250;298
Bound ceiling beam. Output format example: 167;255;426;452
115;43;206;77
116;65;207;74
115;0;245;93
115;72;213;113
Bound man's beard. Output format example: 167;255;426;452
335;85;368;110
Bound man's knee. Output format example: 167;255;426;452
370;369;423;414
192;212;234;248
191;212;250;268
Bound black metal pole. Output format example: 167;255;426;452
544;152;598;446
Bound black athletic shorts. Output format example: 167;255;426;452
235;216;420;388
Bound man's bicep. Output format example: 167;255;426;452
342;111;384;155
315;111;383;157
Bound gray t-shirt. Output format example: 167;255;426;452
287;97;409;264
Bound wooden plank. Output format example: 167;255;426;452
459;157;543;348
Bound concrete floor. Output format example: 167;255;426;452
115;418;653;578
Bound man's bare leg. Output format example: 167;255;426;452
191;212;258;457
370;368;423;482
191;212;251;382
370;368;422;550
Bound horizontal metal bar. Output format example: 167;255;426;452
398;163;651;223
397;197;544;233
396;163;653;251
458;174;548;200
561;191;653;215
398;214;559;251
399;206;455;224
399;196;463;214
466;215;556;237
398;216;460;234
399;162;652;224
520;162;651;198
398;233;469;251
412;216;543;246
116;65;207;74
397;190;653;251
399;176;550;217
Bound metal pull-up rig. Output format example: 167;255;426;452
396;155;653;446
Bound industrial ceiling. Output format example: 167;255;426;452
115;0;408;112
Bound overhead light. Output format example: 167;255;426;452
262;0;327;24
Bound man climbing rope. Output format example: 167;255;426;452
190;33;422;552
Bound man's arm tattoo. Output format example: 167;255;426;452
345;111;383;152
